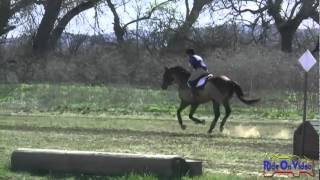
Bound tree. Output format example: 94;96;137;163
105;0;172;44
32;0;101;54
166;0;214;49
32;0;63;53
228;0;319;52
268;0;318;52
0;0;11;37
0;0;37;37
50;0;101;48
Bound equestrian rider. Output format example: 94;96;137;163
186;48;209;98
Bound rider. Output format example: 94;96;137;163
186;48;209;98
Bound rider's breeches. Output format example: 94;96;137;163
188;68;208;88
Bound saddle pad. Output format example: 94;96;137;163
196;77;206;87
196;74;213;88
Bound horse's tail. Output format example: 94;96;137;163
232;81;260;105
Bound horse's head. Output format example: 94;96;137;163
161;67;174;90
161;66;190;90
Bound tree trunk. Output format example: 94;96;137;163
106;0;125;44
266;0;318;53
114;23;125;44
277;20;300;52
50;0;100;48
279;28;295;52
310;9;319;24
32;0;63;54
0;0;11;37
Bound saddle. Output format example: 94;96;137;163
188;73;214;89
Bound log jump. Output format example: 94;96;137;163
11;148;202;178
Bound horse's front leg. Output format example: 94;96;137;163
189;104;205;124
177;101;189;130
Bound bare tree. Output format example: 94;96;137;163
139;4;181;52
32;0;63;53
0;0;37;37
0;0;11;37
32;0;102;54
167;0;214;49
268;0;318;52
50;0;101;47
106;0;172;44
228;0;319;52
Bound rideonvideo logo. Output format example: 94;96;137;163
263;154;316;177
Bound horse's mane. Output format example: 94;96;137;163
169;66;191;76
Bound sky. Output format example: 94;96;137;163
8;0;319;38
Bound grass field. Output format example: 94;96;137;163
0;84;318;179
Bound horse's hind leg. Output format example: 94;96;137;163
177;101;189;130
208;101;220;134
220;102;231;132
189;104;205;125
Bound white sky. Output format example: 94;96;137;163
8;0;319;38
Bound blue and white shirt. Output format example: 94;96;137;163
189;55;207;70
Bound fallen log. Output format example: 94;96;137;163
11;148;202;177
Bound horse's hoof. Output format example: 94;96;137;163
207;129;212;134
181;125;186;130
220;127;224;132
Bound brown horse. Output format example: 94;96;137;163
161;66;259;133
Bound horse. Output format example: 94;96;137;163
161;66;260;133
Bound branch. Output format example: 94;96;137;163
10;0;39;16
291;0;318;25
288;0;302;20
228;0;268;16
50;0;101;45
237;6;268;14
123;0;173;29
266;0;285;25
2;25;16;35
310;8;319;24
185;0;190;19
106;0;125;43
106;0;121;25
